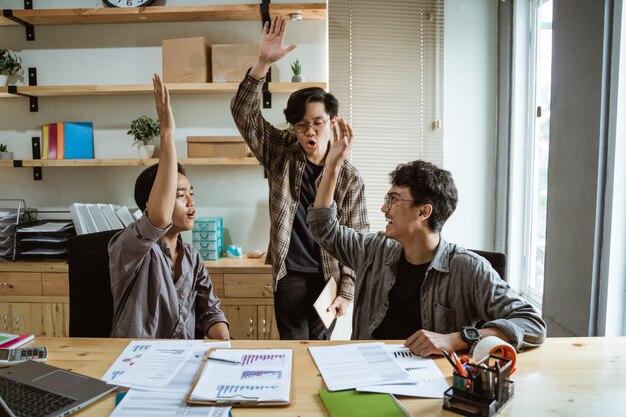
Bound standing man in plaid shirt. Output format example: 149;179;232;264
231;16;369;340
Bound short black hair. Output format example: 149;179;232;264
389;160;458;232
284;87;339;125
134;163;186;212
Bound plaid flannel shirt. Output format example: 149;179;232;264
231;73;369;300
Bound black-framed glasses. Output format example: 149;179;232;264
293;118;330;133
383;194;414;208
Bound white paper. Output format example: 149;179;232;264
110;389;230;417
88;203;112;232
189;349;292;403
20;236;68;243
100;203;124;229
18;221;72;233
313;277;337;329
356;345;450;398
102;340;230;392
308;342;415;391
20;247;67;255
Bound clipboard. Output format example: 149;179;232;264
313;277;338;329
186;348;294;407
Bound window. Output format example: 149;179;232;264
520;0;553;306
329;0;444;231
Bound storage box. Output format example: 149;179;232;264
187;136;251;158
162;37;211;83
211;44;258;82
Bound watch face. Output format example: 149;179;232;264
462;326;481;342
103;0;157;7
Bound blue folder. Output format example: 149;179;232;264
64;122;94;159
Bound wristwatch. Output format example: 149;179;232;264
461;326;481;352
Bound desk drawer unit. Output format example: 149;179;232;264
222;273;278;340
0;270;69;337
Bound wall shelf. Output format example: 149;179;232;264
0;3;326;27
0;157;260;168
0;82;327;98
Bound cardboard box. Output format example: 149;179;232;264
211;44;258;83
162;37;211;83
187;136;251;158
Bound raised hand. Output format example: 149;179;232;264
259;15;297;65
326;118;353;168
250;16;297;79
152;73;174;135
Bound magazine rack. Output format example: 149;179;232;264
0;199;33;261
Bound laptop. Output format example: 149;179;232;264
0;360;117;417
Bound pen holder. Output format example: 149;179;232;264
442;356;515;417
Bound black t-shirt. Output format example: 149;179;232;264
373;254;430;340
285;160;324;274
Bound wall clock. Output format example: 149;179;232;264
103;0;157;7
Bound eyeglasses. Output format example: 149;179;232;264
383;194;414;208
293;118;330;133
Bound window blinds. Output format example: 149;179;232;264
329;0;444;231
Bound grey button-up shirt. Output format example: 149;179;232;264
109;215;228;339
307;204;546;351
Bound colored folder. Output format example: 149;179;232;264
48;123;57;159
41;124;49;160
64;122;94;159
318;389;412;417
57;122;65;159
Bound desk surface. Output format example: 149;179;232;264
31;337;626;416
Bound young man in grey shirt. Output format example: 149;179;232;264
307;125;546;356
109;74;229;340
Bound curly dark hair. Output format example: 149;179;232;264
389;160;458;232
283;87;339;125
134;163;186;212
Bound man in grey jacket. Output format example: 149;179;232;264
307;123;546;356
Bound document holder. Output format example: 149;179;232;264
186;348;294;407
442;355;515;417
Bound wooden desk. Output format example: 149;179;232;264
32;337;626;416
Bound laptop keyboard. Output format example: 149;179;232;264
0;376;75;417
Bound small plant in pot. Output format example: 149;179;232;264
0;143;13;160
128;115;159;159
290;59;302;82
0;49;24;86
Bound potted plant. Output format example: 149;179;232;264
0;49;23;86
127;115;159;159
0;143;13;160
290;59;302;82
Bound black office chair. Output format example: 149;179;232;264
68;229;121;337
469;249;507;282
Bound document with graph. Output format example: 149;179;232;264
187;349;293;406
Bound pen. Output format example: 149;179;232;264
207;356;240;365
451;351;469;378
441;350;459;372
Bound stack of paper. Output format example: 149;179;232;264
309;343;449;399
103;340;231;417
17;221;74;256
69;203;141;235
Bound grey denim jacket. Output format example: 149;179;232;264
307;204;546;351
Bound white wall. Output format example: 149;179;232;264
0;0;325;252
1;0;497;253
443;0;497;250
